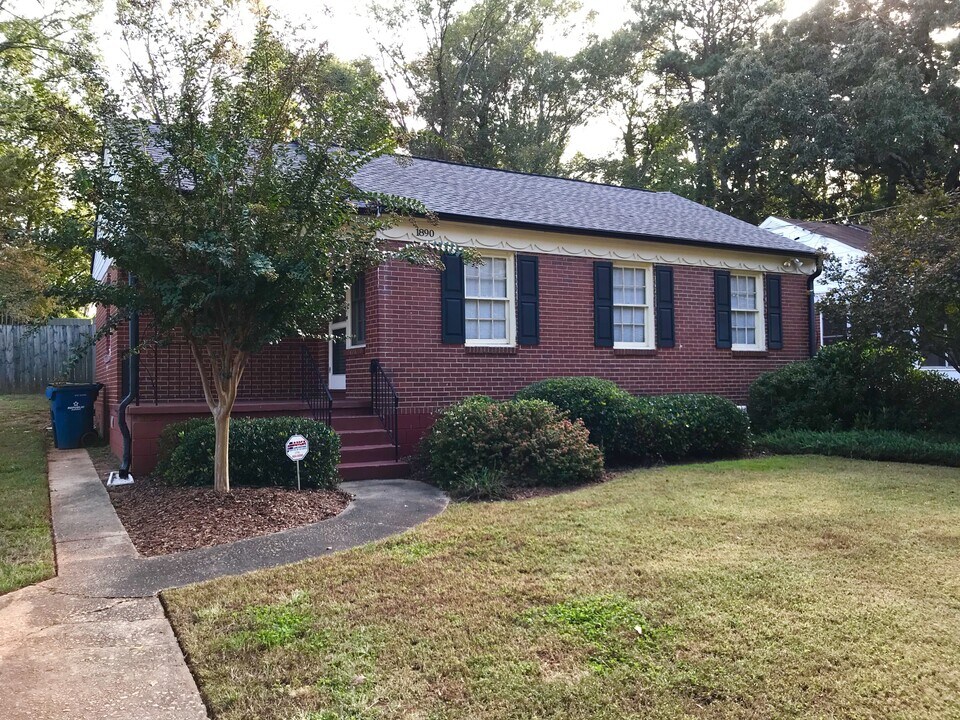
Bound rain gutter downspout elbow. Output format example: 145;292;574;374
807;256;824;358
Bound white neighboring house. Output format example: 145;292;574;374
760;216;959;380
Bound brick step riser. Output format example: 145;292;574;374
337;429;392;447
340;445;397;464
331;416;384;431
330;405;373;416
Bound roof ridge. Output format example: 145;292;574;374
401;153;654;194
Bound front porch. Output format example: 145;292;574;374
97;338;410;481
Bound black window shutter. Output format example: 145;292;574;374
594;261;614;347
516;254;540;345
440;253;465;344
654;265;675;348
715;270;732;349
767;274;783;350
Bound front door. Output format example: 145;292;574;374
329;317;347;390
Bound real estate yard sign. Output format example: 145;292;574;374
285;434;309;490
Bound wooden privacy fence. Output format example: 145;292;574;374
0;319;95;393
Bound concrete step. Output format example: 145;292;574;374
339;443;398;464
338;460;411;481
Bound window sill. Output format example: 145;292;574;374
346;344;366;352
730;349;769;357
465;345;517;355
613;348;657;357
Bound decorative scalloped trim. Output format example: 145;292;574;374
380;224;816;276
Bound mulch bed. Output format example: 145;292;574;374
106;478;352;556
89;445;351;557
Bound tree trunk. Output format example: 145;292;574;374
187;337;246;494
212;408;231;494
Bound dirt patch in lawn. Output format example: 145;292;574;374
88;447;350;556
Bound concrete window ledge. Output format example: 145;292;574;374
464;346;518;356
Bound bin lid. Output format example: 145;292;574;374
45;382;103;399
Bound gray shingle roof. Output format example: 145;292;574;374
769;217;872;252
354;155;816;256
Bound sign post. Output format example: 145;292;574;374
285;434;309;491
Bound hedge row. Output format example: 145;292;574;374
154;416;340;489
515;377;751;462
749;341;960;437
755;430;960;468
419;379;752;498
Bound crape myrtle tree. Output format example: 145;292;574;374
820;190;960;373
63;2;443;493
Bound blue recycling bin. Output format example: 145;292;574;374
45;383;103;449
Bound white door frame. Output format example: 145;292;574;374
329;319;347;390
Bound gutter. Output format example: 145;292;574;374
117;273;139;480
807;255;825;358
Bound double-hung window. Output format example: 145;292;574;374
613;265;652;348
731;273;764;350
465;254;513;345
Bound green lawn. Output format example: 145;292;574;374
165;456;960;719
0;395;54;594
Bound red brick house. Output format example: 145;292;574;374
93;156;820;479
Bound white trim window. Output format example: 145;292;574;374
613;265;653;348
465;254;514;345
731;273;765;350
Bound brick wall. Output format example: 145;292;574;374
369;255;812;455
375;256;810;404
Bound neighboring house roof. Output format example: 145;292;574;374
354;156;816;256
761;216;872;253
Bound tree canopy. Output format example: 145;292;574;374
821;190;960;373
0;0;98;321
577;0;960;222
372;0;637;174
56;1;433;491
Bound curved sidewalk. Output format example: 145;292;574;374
0;449;448;720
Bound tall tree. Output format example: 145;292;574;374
577;0;959;224
372;0;634;174
54;2;434;492
713;0;960;222
820;189;960;373
627;0;781;206
0;0;98;321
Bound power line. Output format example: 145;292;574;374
821;190;960;224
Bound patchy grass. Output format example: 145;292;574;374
165;456;960;719
0;395;53;593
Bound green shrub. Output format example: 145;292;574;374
420;396;604;496
749;340;960;436
154;417;211;478
158;416;340;489
631;394;752;461
756;430;960;467
514;377;636;459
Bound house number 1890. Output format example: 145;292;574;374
416;228;435;238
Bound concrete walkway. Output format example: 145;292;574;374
0;449;448;720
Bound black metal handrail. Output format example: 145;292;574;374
300;345;333;426
370;359;399;460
